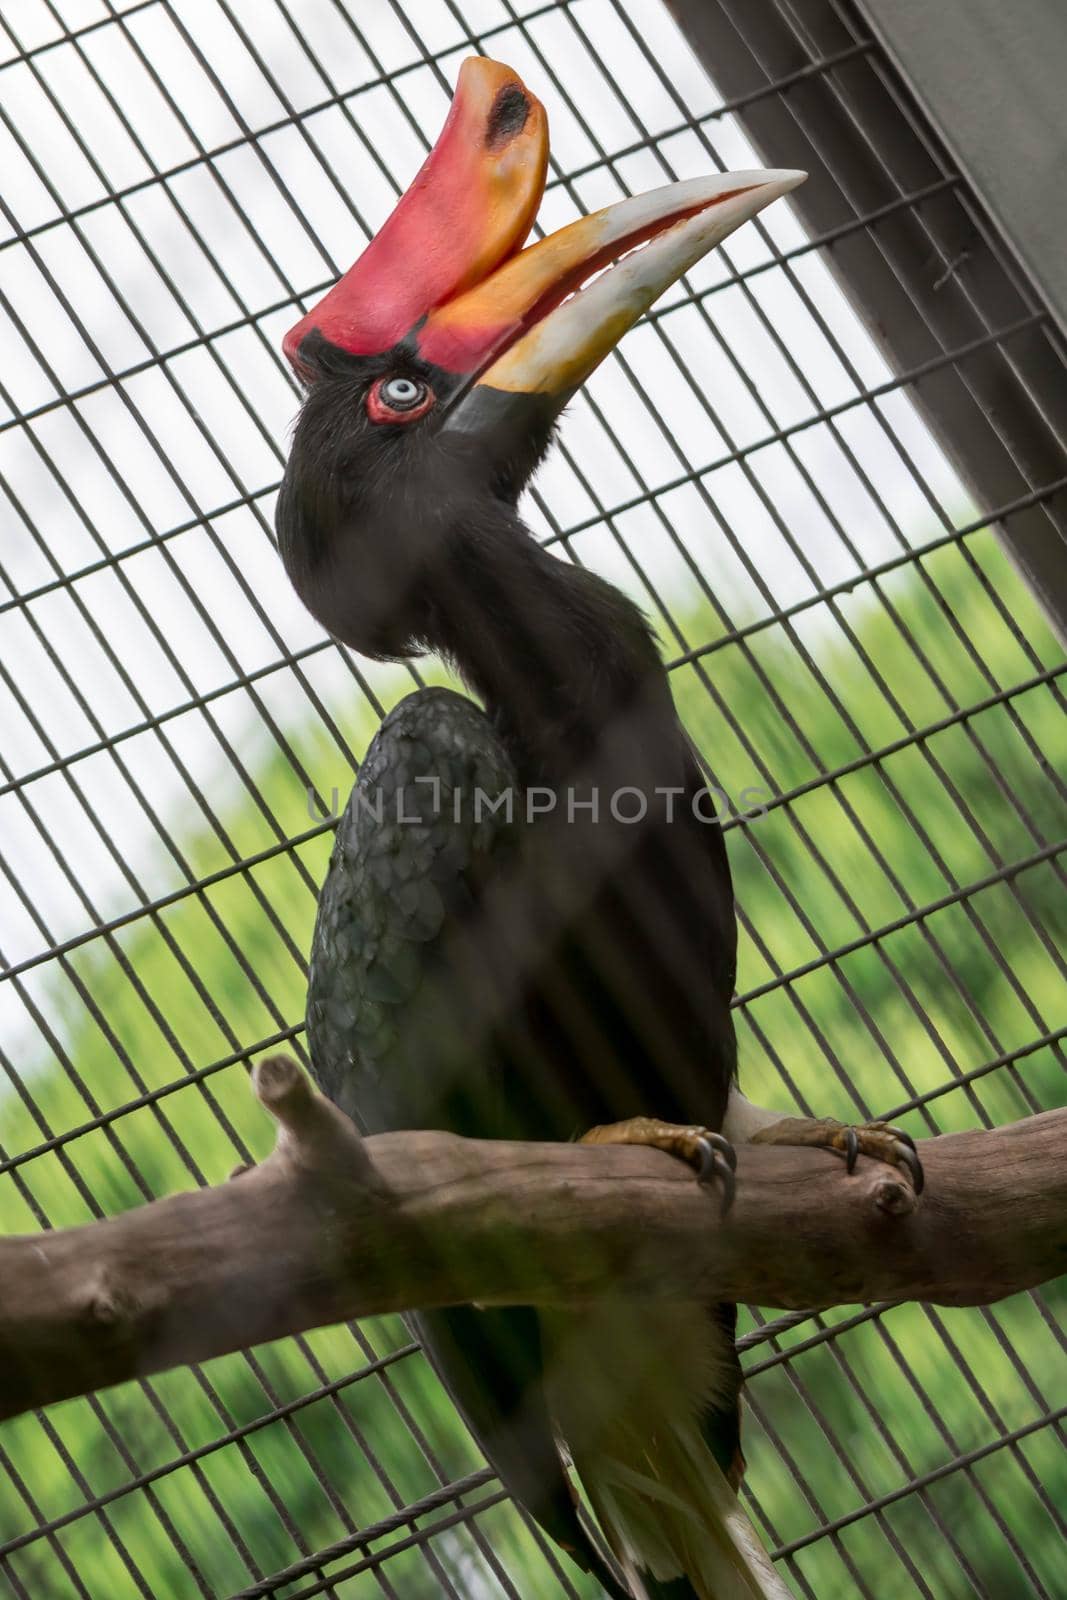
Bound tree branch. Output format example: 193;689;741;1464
1;1055;1063;1422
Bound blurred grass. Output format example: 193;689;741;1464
1;527;1065;1598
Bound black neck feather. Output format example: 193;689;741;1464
423;515;680;790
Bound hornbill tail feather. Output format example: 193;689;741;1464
581;1427;792;1600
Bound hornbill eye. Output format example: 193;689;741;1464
367;375;435;424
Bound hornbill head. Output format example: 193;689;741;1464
276;57;804;659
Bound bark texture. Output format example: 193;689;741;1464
1;1055;1063;1421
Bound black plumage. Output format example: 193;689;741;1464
275;59;817;1596
283;343;745;1596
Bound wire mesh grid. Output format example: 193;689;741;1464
0;0;1064;1596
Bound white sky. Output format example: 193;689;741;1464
0;0;970;1042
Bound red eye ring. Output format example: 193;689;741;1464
366;375;435;425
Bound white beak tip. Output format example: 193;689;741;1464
763;168;808;194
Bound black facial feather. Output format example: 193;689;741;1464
277;341;564;661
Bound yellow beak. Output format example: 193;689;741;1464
433;168;806;431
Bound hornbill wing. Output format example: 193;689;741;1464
307;685;630;1598
307;686;516;1133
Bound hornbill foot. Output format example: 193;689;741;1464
750;1116;924;1194
580;1117;737;1214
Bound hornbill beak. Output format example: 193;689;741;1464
434;166;807;438
283;56;806;434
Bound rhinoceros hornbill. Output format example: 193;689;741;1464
277;57;923;1600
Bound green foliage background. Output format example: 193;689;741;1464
1;527;1065;1599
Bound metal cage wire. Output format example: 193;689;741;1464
0;1;1064;1597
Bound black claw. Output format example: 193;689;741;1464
844;1125;859;1173
695;1138;737;1215
706;1131;738;1171
695;1137;717;1183
898;1144;925;1194
885;1124;917;1153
